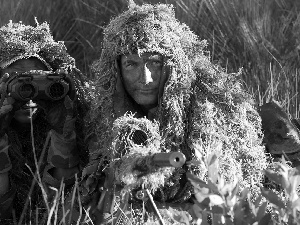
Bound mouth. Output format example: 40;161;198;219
16;103;38;117
137;89;157;94
16;108;31;116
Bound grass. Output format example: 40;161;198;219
1;0;300;224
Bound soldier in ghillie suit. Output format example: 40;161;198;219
81;3;268;224
0;21;89;221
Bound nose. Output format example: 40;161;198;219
141;64;153;85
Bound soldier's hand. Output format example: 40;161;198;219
0;73;24;136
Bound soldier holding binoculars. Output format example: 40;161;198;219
0;22;89;221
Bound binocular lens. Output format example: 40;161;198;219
49;82;66;99
19;84;35;99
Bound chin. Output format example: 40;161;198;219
14;115;32;124
14;109;37;124
134;98;157;107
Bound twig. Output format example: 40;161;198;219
145;189;165;225
17;131;51;225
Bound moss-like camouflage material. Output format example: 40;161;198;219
0;20;74;70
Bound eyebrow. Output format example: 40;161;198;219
122;59;138;65
147;55;162;61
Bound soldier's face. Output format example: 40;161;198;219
3;58;47;123
120;53;165;110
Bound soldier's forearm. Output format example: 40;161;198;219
0;172;9;196
48;129;79;169
0;134;11;174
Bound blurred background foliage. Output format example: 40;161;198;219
1;0;300;115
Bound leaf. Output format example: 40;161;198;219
194;187;210;203
260;187;285;208
166;206;192;225
239;188;249;200
194;197;211;211
207;152;219;184
233;201;245;224
230;179;239;198
218;175;225;190
258;213;272;225
201;211;210;225
293;165;300;173
264;169;288;189
208;162;219;184
194;199;224;214
207;179;220;194
211;214;224;224
288;171;300;195
220;182;236;197
248;200;258;217
257;201;267;221
254;195;262;208
191;204;203;220
208;194;224;206
186;172;210;189
211;205;224;214
226;195;237;208
208;153;218;166
291;198;300;210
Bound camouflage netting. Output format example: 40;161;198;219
85;2;268;209
0;21;91;219
0;20;73;70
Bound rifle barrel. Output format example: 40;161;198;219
153;152;186;168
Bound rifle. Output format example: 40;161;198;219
96;152;186;225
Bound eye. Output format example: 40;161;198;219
151;60;162;67
123;62;137;70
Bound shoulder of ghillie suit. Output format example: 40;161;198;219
0;20;75;70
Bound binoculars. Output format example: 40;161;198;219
6;70;75;102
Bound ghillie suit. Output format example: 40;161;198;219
81;3;268;224
0;21;90;222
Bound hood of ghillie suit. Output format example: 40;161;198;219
86;3;268;203
0;21;73;70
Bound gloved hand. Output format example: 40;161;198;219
0;73;23;175
0;73;24;137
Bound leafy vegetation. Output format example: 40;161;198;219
187;153;300;225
